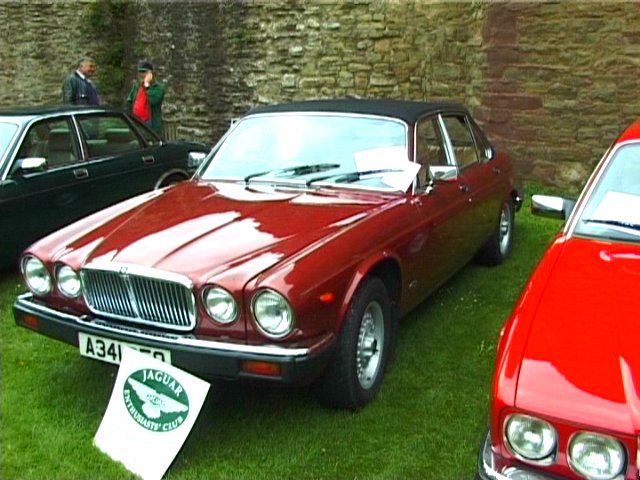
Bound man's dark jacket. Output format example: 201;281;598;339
62;72;99;105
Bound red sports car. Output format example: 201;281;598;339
13;99;520;409
478;121;640;478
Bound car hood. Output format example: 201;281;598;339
516;236;640;434
55;181;397;285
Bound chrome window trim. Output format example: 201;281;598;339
437;113;458;168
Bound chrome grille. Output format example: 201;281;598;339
80;264;196;331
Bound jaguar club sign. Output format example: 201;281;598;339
95;347;210;480
124;369;189;432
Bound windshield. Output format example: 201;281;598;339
574;143;640;242
199;113;414;191
0;121;19;166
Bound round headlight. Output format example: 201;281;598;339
57;265;81;298
505;414;557;462
22;256;52;296
569;432;625;480
204;287;238;324
252;290;294;338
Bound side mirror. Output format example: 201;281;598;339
429;165;458;182
483;146;494;162
16;157;47;173
531;194;576;220
187;151;207;168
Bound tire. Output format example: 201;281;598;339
476;199;514;266
156;173;187;189
314;276;392;410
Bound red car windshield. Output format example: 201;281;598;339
575;142;640;242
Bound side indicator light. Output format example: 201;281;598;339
319;292;335;303
241;361;282;377
21;314;40;331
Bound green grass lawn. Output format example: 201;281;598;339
0;188;562;480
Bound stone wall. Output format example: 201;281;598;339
480;2;640;186
1;0;639;188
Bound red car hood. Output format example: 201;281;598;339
51;181;396;285
516;236;640;434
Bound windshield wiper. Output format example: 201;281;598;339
244;163;341;183
307;168;403;186
582;218;640;233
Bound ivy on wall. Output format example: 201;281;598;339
83;0;139;107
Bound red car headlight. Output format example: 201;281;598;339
569;432;626;480
505;414;557;464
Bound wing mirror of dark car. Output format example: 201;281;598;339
531;194;577;220
429;165;459;182
188;151;207;168
15;157;47;174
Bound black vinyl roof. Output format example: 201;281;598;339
0;105;115;118
247;98;469;124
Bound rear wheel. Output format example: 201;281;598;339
476;199;514;266
314;277;392;410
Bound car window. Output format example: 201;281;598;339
441;115;479;169
129;116;161;146
16;118;80;169
0;121;19;162
77;115;143;158
415;117;449;187
200;113;410;191
469;120;492;163
574;143;640;243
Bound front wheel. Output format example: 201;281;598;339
476;199;514;266
314;277;392;410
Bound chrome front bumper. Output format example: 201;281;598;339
13;292;336;383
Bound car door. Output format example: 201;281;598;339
440;113;501;252
402;115;473;308
0;116;92;261
75;113;167;209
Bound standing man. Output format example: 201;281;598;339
62;57;99;105
125;61;165;135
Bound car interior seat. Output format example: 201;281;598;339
47;130;76;167
105;128;137;153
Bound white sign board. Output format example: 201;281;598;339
353;146;420;191
95;347;210;480
592;191;640;225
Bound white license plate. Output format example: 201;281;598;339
78;332;172;365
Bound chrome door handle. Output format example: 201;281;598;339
142;155;155;165
73;168;89;179
459;184;469;193
493;167;502;175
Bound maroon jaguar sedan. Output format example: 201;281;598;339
14;99;521;409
